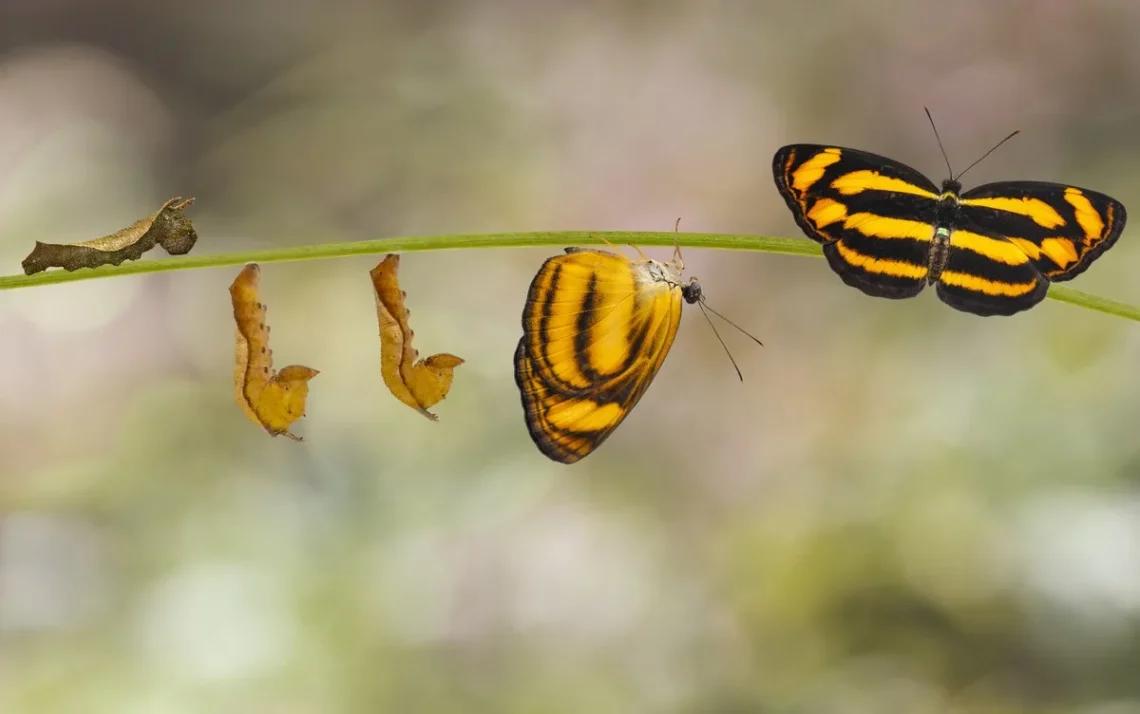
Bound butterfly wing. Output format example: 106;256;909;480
935;225;1050;317
773;144;942;300
515;250;684;464
959;181;1127;282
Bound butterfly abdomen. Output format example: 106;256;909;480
927;227;952;284
927;191;964;283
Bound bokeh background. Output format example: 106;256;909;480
2;1;1140;712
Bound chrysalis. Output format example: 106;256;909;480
230;263;319;440
21;197;198;275
370;254;464;421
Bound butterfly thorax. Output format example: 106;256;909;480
935;178;965;223
641;259;703;305
926;178;966;284
633;258;705;309
638;259;684;292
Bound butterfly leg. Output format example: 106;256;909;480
665;217;685;270
672;240;685;272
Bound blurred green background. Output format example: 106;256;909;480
2;1;1140;712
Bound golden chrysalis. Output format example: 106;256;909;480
370;254;464;421
229;263;319;440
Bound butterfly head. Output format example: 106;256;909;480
681;277;703;305
925;106;1019;193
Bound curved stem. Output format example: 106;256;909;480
0;231;1135;322
1046;285;1140;321
0;232;815;290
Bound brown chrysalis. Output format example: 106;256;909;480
21;196;198;275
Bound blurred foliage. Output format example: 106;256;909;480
2;1;1140;712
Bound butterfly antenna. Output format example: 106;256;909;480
955;128;1021;183
701;300;764;347
697;301;743;382
924;106;954;180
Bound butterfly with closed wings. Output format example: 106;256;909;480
514;232;761;464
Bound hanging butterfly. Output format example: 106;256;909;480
513;232;761;464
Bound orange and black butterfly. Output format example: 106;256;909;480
513;234;761;464
513;244;700;464
773;123;1126;317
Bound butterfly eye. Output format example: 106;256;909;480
682;278;703;304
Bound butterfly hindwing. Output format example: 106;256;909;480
773;144;941;300
515;249;684;464
935;224;1050;316
959;181;1127;282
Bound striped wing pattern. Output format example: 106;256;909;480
773;144;1126;317
514;249;683;464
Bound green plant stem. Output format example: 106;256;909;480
0;231;1136;322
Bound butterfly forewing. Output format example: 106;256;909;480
523;251;646;392
959;181;1127;282
773;144;942;300
515;249;684;464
